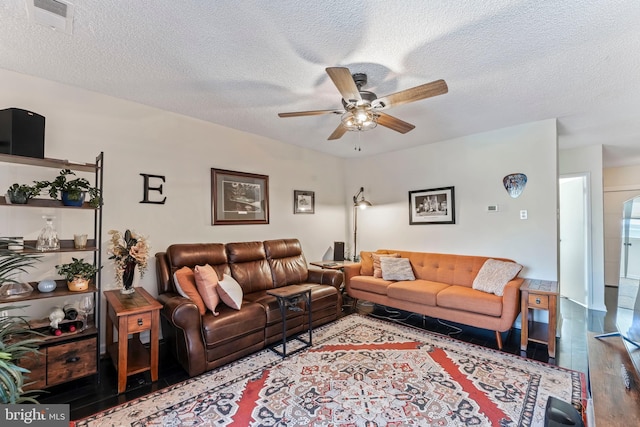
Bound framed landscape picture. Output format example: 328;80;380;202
294;190;315;214
211;168;269;225
409;186;455;225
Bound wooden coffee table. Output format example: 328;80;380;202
267;285;312;357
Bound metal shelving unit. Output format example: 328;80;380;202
0;152;104;388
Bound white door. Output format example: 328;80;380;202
559;175;589;306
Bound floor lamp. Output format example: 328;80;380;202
353;187;372;261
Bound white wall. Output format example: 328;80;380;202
0;69;347;319
603;165;640;288
2;69;566;342
345;119;559;280
558;145;605;311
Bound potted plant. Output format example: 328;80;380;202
5;183;41;204
35;169;102;208
0;239;43;403
56;257;99;292
0;305;43;404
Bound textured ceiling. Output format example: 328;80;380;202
1;0;639;166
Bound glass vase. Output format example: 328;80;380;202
36;216;60;251
120;260;136;294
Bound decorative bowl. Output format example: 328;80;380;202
37;279;57;293
0;282;33;298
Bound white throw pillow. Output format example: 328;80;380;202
217;274;243;310
380;257;416;281
472;259;523;296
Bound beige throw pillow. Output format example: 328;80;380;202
217;274;243;310
372;253;400;278
472;259;523;296
380;257;416;281
194;264;220;316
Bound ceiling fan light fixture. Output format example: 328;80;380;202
341;107;377;132
278;67;448;140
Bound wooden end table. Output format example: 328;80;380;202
104;287;162;394
520;279;559;358
267;285;312;358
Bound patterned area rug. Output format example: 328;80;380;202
75;314;586;426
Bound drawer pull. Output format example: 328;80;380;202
66;356;80;363
535;298;541;304
137;318;143;326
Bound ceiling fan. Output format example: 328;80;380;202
278;67;448;140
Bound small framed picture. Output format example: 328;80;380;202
211;168;269;225
294;190;315;214
409;186;455;225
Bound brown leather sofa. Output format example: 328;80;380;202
155;238;343;376
344;250;523;349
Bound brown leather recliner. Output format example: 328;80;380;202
155;238;343;377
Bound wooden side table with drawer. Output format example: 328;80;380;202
104;287;162;394
520;279;559;359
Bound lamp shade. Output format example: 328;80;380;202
353;187;372;207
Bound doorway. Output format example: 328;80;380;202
559;174;590;306
618;196;640;309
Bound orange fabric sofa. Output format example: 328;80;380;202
343;250;524;349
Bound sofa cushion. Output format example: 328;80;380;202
201;302;265;347
372;253;400;278
226;241;274;293
437;285;503;317
359;250;397;276
264;239;309;286
217;274;244;310
173;266;207;315
194;264;220;316
387;280;449;306
381;257;415;281
244;290;305;326
472;259;523;296
349;275;393;295
359;251;375;276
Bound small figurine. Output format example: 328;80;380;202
48;307;65;329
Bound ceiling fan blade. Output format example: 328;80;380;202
375;79;448;109
376;112;415;134
278;109;343;118
328;124;348;140
326;67;362;104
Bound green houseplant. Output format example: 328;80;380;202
0;238;43;403
56;257;99;292
0;306;43;404
5;183;41;204
36;169;102;208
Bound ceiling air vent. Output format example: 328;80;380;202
27;0;75;34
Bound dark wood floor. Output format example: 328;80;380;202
40;289;621;422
